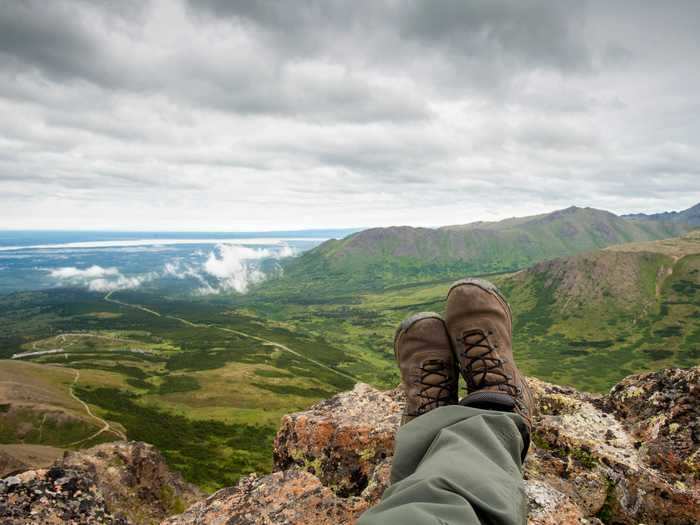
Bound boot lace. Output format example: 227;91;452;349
458;329;520;398
414;359;456;414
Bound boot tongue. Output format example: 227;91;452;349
417;359;455;411
460;391;516;412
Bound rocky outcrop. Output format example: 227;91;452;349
526;375;699;524
606;367;699;483
61;441;203;524
273;383;402;497
161;470;369;525
0;441;202;525
5;369;697;524
167;367;699;525
0;466;125;524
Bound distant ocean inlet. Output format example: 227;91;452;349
0;229;357;294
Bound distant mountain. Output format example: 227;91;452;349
278;206;690;291
624;202;700;226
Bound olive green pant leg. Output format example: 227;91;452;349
358;405;528;525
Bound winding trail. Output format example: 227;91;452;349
64;369;127;447
104;291;357;383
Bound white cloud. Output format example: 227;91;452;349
48;264;155;291
44;242;297;294
203;245;267;294
163;242;296;294
162;259;216;293
201;243;295;293
50;265;120;279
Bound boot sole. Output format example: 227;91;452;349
446;277;513;322
393;312;446;360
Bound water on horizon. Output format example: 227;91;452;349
0;229;358;295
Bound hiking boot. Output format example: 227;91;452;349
445;278;535;453
394;312;458;425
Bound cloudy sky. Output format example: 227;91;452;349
1;0;699;230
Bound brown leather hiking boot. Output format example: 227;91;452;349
445;278;535;454
394;312;458;425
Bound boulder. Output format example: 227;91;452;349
162;470;368;525
0;441;202;525
0;466;126;525
61;441;202;524
273;383;402;497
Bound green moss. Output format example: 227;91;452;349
570;447;598;469
160;485;187;515
531;432;551;450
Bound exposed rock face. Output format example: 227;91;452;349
161;470;369;525
526;376;699;524
0;441;202;525
61;441;203;525
606;367;699;483
167;367;699;525
273;383;402;497
0;466;126;525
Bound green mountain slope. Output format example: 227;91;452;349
247;231;700;393
277;206;690;292
499;230;700;391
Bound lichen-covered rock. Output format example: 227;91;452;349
606;367;700;482
526;372;700;525
61;441;203;525
0;466;127;524
168;368;699;525
524;480;587;525
361;457;392;505
161;470;369;525
0;442;202;525
273;383;402;497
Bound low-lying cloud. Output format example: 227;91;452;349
166;243;295;294
47;242;298;294
202;245;267;293
48;265;155;292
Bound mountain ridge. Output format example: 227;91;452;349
277;205;693;291
623;202;700;226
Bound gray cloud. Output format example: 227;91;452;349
397;1;590;71
0;0;699;230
